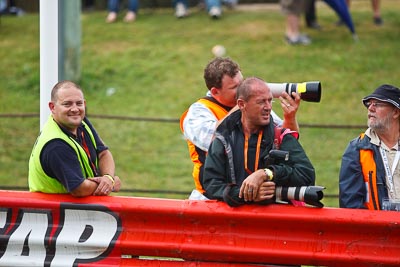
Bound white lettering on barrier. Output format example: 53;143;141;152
0;204;121;267
0;211;50;266
0;210;7;229
51;208;120;266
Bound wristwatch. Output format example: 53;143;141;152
263;168;274;181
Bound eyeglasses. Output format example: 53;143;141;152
364;101;391;109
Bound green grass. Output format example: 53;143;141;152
0;1;399;207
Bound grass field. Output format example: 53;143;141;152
0;0;399;207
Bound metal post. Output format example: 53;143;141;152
39;0;81;129
39;0;59;129
59;0;81;82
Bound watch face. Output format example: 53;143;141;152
264;168;273;181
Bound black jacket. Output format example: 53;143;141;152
203;110;315;206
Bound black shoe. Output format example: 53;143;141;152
308;22;322;30
373;17;383;26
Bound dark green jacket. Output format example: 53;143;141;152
203;110;315;206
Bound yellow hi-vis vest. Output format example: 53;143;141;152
28;116;97;193
180;98;229;193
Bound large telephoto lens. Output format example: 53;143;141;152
275;186;325;207
268;81;322;102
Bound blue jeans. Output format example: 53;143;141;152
174;0;220;12
206;0;221;11
173;0;188;8
108;0;139;13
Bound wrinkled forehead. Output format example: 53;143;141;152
55;86;84;102
248;84;272;100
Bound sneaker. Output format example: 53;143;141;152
123;11;136;22
175;3;188;18
285;34;311;45
106;12;117;23
9;6;25;16
373;17;383;26
209;6;221;19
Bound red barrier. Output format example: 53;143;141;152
0;190;399;267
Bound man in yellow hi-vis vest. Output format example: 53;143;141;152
29;81;121;197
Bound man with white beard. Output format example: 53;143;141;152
339;84;400;210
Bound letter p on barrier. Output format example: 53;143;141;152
51;207;121;267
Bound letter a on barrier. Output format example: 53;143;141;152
0;210;50;266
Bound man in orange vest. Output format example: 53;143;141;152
180;57;301;200
339;84;400;210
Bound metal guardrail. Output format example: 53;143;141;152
1;190;399;267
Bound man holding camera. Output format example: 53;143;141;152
180;57;301;200
202;77;315;206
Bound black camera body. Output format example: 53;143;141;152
264;150;324;208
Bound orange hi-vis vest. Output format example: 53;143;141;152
359;133;381;210
180;98;229;193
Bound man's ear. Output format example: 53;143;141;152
237;98;245;110
394;108;400;119
210;87;219;96
48;102;55;112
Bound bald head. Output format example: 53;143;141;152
237;77;270;101
51;81;83;102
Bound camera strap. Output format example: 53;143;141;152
273;127;299;150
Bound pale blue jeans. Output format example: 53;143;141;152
108;0;139;13
173;0;221;12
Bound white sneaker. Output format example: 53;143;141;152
285;34;311;45
123;11;136;22
209;6;221;19
175;3;188;18
106;12;117;23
